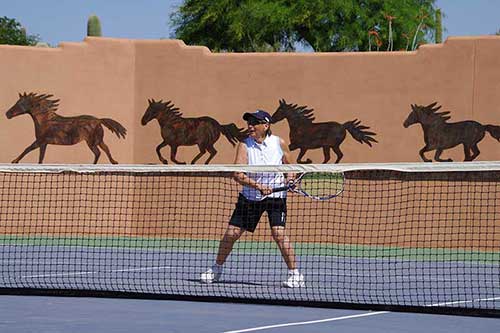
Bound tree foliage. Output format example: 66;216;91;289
0;16;40;46
171;0;439;52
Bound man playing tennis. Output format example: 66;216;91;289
201;109;305;288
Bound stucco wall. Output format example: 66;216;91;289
0;38;135;164
0;36;499;164
1;171;497;249
1;38;499;247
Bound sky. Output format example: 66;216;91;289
2;0;499;48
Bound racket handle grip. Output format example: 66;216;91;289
272;185;289;193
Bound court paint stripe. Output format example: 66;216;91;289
222;296;500;332
222;311;388;333
426;296;500;307
21;266;174;278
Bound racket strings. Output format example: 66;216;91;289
298;172;344;198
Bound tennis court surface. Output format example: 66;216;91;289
0;163;499;330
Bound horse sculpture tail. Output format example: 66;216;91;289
485;125;500;141
219;123;248;146
343;119;378;146
100;118;127;139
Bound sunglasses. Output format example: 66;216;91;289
247;119;267;126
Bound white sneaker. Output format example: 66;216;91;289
200;265;222;284
282;272;305;288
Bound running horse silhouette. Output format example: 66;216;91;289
403;102;500;162
141;99;248;164
271;99;378;163
5;92;127;164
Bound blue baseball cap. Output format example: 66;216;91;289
243;109;272;123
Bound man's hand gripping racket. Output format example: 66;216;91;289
271;172;345;201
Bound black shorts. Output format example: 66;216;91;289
229;194;287;233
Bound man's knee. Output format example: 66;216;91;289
271;227;286;243
223;226;244;242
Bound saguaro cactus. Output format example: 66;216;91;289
87;15;102;37
435;9;442;43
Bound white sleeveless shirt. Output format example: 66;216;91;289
241;134;286;201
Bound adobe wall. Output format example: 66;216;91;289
0;36;499;164
1;172;497;250
0;38;136;164
134;36;500;164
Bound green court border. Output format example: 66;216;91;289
0;235;498;263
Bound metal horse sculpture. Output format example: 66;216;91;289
141;99;248;164
403;102;500;162
271;99;378;163
6;92;127;164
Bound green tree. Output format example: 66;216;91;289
0;16;40;46
171;0;295;52
171;0;439;52
87;15;102;37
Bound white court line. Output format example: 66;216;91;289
222;311;388;333
427;296;500;307
14;263;500;332
221;295;500;333
15;265;296;276
21;266;174;278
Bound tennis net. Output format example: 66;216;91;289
0;163;499;317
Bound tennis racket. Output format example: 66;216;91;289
272;172;345;201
